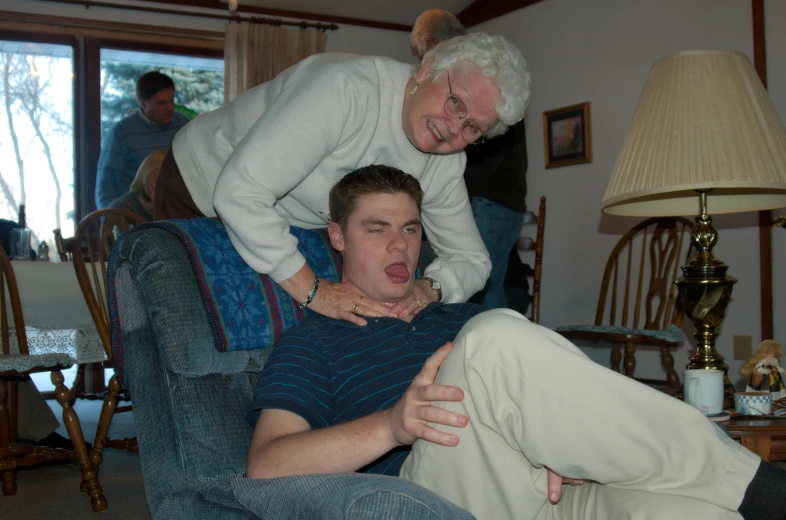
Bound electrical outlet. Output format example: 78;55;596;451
733;335;753;361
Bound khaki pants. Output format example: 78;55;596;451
400;309;759;520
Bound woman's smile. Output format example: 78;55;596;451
427;119;445;142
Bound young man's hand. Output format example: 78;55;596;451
387;342;468;446
547;468;590;504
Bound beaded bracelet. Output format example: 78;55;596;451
299;277;320;310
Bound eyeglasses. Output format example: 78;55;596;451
444;72;486;145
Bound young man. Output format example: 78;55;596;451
246;165;784;520
95;71;189;209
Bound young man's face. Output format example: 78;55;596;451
139;87;175;125
329;192;422;303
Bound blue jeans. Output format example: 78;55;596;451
470;197;526;311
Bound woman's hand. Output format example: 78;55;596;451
390;278;440;319
309;279;396;325
278;263;395;326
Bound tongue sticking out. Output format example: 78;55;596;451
385;264;411;283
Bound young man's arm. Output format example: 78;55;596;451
247;342;467;479
247;341;583;504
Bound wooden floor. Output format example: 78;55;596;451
0;399;149;519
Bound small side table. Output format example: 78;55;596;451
724;417;786;462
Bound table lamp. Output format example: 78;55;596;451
601;50;786;400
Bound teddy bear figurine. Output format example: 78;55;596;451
739;340;786;399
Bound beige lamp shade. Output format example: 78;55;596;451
602;50;786;216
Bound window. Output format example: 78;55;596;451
0;39;76;245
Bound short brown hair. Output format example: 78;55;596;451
329;165;424;231
136;71;175;102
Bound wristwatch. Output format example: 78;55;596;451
422;276;443;302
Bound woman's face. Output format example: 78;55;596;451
402;62;501;155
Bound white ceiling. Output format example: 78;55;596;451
233;0;476;27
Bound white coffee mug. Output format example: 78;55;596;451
683;369;724;415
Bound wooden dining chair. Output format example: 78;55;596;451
557;217;694;390
53;228;76;262
504;196;546;323
72;209;145;476
0;246;106;511
53;228;90;405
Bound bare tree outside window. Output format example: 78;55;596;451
0;41;74;247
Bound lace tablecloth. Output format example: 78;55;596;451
8;325;105;363
7;261;106;364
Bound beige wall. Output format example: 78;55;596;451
478;0;770;387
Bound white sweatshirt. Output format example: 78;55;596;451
172;53;490;303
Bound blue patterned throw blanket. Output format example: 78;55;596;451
108;218;342;384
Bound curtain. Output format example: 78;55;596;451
224;21;327;104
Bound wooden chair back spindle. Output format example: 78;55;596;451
0;248;28;357
513;196;547;324
529;196;546;324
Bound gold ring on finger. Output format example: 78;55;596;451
353;303;360;312
415;299;422;307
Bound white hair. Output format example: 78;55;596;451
410;9;466;59
421;33;531;138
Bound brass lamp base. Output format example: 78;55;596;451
675;190;736;408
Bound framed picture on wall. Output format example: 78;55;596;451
542;102;593;169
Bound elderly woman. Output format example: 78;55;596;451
154;33;530;325
108;150;166;221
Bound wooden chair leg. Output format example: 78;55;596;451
611;344;622;373
0;381;17;496
623;342;636;378
661;347;681;390
69;364;86;405
90;375;120;475
52;370;107;512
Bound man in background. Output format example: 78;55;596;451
411;9;530;312
95;71;189;209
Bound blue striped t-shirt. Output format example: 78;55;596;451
247;302;481;475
